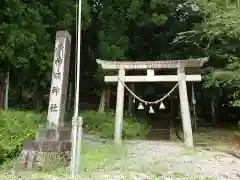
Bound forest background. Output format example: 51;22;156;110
0;0;240;125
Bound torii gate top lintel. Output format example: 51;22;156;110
96;57;208;70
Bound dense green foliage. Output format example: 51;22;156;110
0;0;206;109
82;110;149;139
0;110;46;163
0;0;239;142
176;0;240;107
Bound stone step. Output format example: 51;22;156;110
13;139;72;174
36;128;71;141
23;140;71;152
148;129;170;140
36;128;104;142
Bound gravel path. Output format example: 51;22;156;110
89;140;240;179
2;138;240;179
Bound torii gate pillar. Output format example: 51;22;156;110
115;68;125;145
178;66;193;147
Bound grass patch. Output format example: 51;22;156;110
181;148;197;156
172;172;188;178
81;110;149;139
0;142;127;179
80;142;127;173
172;127;236;148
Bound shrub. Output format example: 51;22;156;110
81;110;149;139
0;109;46;163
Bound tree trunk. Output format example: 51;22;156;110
128;83;135;116
34;79;42;111
211;90;217;126
4;71;9;109
215;88;220;124
105;85;111;110
191;83;197;131
17;86;23;107
98;88;106;112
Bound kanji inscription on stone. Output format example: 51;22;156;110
50;104;58;112
53;72;61;80
51;86;60;96
47;31;71;128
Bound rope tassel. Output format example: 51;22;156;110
191;83;196;105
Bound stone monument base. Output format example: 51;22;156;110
13;128;72;173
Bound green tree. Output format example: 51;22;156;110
0;0;80;109
175;0;240;106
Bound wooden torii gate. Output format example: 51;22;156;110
96;57;208;147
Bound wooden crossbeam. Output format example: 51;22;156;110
104;75;201;82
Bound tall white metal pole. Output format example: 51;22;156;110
74;0;82;118
71;0;82;178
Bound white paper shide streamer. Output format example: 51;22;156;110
118;77;180;114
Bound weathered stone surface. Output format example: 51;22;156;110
36;127;71;141
147;129;170;140
14;126;72;173
14;138;71;174
23;140;71;152
14;149;71;172
47;30;71;128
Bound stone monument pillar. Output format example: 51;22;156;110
48;31;71;128
14;31;72;172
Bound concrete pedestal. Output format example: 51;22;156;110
14;128;72;172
